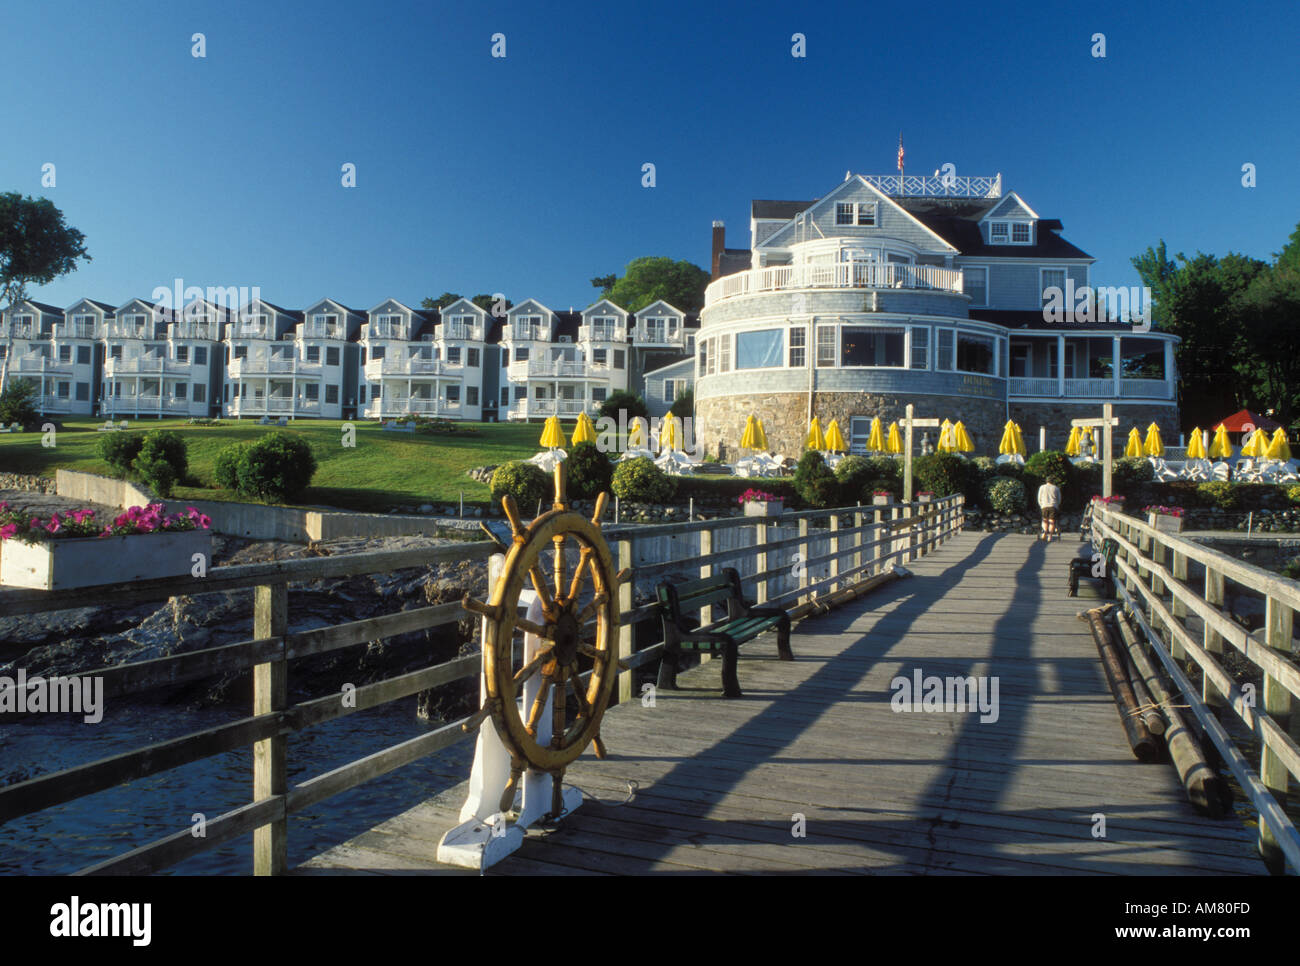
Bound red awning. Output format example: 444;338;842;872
1212;409;1281;433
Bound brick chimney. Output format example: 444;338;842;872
710;220;726;280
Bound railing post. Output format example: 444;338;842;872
853;504;864;574
755;521;769;605
1260;595;1294;873
1202;565;1226;712
698;527;714;661
617;536;634;704
873;507;884;574
829;512;840;591
798;517;809;602
891;506;902;566
253;582;288;876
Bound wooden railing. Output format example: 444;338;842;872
704;261;964;306
1092;502;1300;874
0;496;963;875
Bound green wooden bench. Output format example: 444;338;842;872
656;567;793;698
1069;536;1118;598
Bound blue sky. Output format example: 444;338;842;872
3;0;1298;310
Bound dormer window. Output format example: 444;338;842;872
989;223;1009;243
989;221;1033;245
513;315;542;340
836;203;854;226
856;203;877;226
1012;223;1031;243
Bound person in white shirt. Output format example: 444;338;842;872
1037;478;1062;541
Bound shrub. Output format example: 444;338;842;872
134;455;178;498
914;452;972;499
1115;456;1154;484
1288;484;1300;506
98;432;144;475
668;388;694;419
793;451;840;508
1024;450;1079;510
213;442;251;490
867;477;901;501
236;431;318;503
971;455;997;479
983;477;1027;515
137;429;188;482
598;390;648;421
864;454;902;483
833;455;873;501
1196;480;1241;512
0;381;38;427
611;456;675;503
1283;557;1300;581
566;441;613;500
490;461;551;511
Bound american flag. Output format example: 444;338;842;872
897;134;904;172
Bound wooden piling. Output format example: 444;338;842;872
1082;606;1158;762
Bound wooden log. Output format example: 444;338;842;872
1115;610;1231;818
1081;606;1158;762
1114;618;1165;737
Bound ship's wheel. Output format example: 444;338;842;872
462;461;623;820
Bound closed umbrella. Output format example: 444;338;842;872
1209;424;1232;460
1266;428;1291;461
1012;422;1028;457
1124;427;1143;458
953;421;974;453
740;415;757;450
539;416;566;449
1143;422;1164;457
753;417;769;452
1185;427;1208;460
824;419;847;453
660;412;679;452
1243;428;1269;459
628;417;646;448
886;422;903;454
805;416;825;451
1065;426;1082;457
936;419;956;453
998;420;1018;456
571;411;596;444
867;417;886;454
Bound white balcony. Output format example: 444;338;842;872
101;395;194;415
6;353;72;376
301;323;345;340
506;398;593;420
105;323;165;340
104;356;190;375
1009;376;1175;400
365;357;449;377
507;359;592;380
172;321;221;341
704;261;963;306
579;325;625;343
441;323;480;341
633;325;685;346
56;322;101;340
228;354;321;376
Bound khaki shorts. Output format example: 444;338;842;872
1041;506;1058;523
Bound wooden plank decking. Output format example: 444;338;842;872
298;531;1265;875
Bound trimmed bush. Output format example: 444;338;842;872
566;441;613;500
914;452;973;499
236;431;318;503
864;454;902;483
671;477;796;505
98;432;144;475
137;429;188;482
983;477;1027;515
134;455;178;498
833;455;873;502
971;456;997;479
867;477;901;501
598;390;648;421
1287;484;1300;506
490;461;551;511
793;451;839;508
213;442;251;490
611;456;675;503
668;388;693;419
0;381;38;427
1196;480;1241;512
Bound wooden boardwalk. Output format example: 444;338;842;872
299;531;1265;875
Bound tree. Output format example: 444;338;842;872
596;257;709;313
1237;221;1300;424
0;194;91;392
421;292;462;311
471;293;511;316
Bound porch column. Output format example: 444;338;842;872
1112;335;1122;399
1164;340;1175;399
1057;335;1065;397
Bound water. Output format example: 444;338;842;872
0;698;476;875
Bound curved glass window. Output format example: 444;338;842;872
735;328;784;369
841;327;904;367
956;333;995;374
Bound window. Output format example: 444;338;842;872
226;384;232;401
358;386;366;403
936;328;954;371
234;345;247;360
515;347;529;362
956;333;995;374
836;203;854;226
326;384;339;404
371;345;385;361
686;334;696;354
735;329;783;369
989;222;1009;243
175;383;187;400
175;345;189;363
1012;223;1031;243
306;346;321;364
514;315;541;339
593;348;607;366
964;266;988;307
614;350;625;369
304;383;320;401
662;379;677;403
592;386;607;403
1010;343;1031;378
841;327;904;367
76;382;89;401
370;383;380;399
910;327;929;369
856;202;877;226
467;386;478;406
59;345;72;363
111;345;123;360
502;387;510;405
468;348;479;367
57;382;70;398
816;326;836;366
789;326;806;367
1041;269;1067;306
447;346;461;364
515;386;526;401
195;346;207;365
326;346;340;366
698;340;708;377
501;351;509;367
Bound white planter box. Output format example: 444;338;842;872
1147;512;1184;534
872;495;894;506
0;530;213;590
743;500;783;517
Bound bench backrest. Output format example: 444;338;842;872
657;568;743;627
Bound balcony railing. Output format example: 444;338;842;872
441;324;480;341
1120;378;1175;400
6;353;73;375
506;398;592;420
229;324;276;340
633;326;685;345
509;359;592;379
704;261;964;306
1009;376;1175;400
102;396;194;414
32;395;79;413
229;355;321;375
579;325;625;343
171;322;221;341
301;324;345;340
367;323;408;340
56;322;101;340
104;357;190;374
105;324;164;340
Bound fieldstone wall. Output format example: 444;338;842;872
697;391;1007;459
1009;402;1181;453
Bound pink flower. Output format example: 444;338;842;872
45;517;61;534
0;523;17;540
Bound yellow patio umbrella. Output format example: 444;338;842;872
1242;428;1269;459
953;420;974;453
1065;425;1082;457
1185;427;1208;460
539;415;566;449
1143;422;1164;457
1208;424;1232;460
660;412;680;451
824;419;847;453
571;411;596;444
753;417;769;451
1012;422;1028;457
997;420;1018;456
1124;427;1143;458
805;416;826;451
1266;428;1291;461
867;416;886;453
740;415;757;450
628;416;646;448
885;421;903;454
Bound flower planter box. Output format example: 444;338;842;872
0;530;213;590
872;495;894;506
1147;512;1184;534
917;494;934;504
743;500;783;518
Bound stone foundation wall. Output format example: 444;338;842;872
697;391;1007;459
1009;402;1181;453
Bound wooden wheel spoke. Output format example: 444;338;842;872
551;663;567;750
528;566;557;616
552;534;567;602
568;663;592;718
515;616;554;640
524;674;553;736
512;643;556;686
577;591;608;625
566;547;593;606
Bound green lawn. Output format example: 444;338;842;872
0;418;583;512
